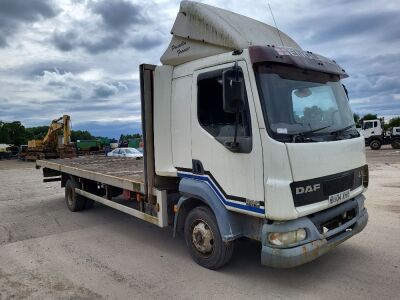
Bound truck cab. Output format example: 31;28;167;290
151;1;368;268
360;119;384;149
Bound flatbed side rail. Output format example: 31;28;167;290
75;188;160;225
75;187;167;228
36;159;144;193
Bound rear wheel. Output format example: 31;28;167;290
370;139;381;150
65;179;86;212
391;139;400;149
184;206;234;269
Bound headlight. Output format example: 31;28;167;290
268;228;307;246
362;165;369;189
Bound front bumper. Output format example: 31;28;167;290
261;194;368;268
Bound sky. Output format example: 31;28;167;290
0;0;399;138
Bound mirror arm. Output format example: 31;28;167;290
225;104;240;152
233;105;240;146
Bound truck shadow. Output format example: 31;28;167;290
90;204;368;286
223;237;367;283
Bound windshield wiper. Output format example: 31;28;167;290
331;124;358;139
331;124;355;135
300;125;331;135
291;125;331;143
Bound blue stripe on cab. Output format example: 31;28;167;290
178;172;265;214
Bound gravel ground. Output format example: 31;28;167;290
0;147;399;299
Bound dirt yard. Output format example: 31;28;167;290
0;147;399;299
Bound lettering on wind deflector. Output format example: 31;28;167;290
171;41;190;56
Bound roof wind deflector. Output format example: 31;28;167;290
160;1;301;66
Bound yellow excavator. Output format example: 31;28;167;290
26;115;76;161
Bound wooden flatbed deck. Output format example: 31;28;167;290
36;156;145;193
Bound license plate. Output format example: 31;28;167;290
329;189;350;205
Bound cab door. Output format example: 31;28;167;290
362;121;374;138
189;61;264;216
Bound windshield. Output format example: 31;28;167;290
255;64;358;142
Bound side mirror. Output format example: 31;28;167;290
223;64;245;113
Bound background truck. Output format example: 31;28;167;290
36;1;368;269
392;127;400;137
359;119;400;150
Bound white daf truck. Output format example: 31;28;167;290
36;1;368;269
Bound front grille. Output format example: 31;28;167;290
291;167;363;207
323;173;354;196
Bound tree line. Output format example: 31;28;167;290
0;121;115;146
119;133;141;142
2;115;399;147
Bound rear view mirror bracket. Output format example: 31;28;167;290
222;62;246;152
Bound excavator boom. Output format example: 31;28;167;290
25;115;75;161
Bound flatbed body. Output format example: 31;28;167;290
37;156;145;193
36;155;168;228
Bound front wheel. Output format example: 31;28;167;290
370;139;382;150
184;206;234;269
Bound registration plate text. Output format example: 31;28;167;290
329;189;350;205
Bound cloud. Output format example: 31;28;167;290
38;69;128;100
90;0;147;29
128;32;165;50
52;28;125;54
81;34;124;54
50;0;160;54
52;30;78;52
9;59;90;78
1;0;400;137
93;82;119;98
0;0;59;47
0;0;58;21
308;11;400;43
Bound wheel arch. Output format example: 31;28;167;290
173;177;247;242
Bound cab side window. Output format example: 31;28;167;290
364;122;373;129
197;69;251;139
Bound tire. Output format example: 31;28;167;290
65;179;86;212
391;139;400;149
370;139;381;150
184;206;234;269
